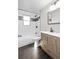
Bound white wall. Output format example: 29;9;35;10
18;10;40;37
40;2;60;33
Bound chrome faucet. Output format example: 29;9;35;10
50;27;54;32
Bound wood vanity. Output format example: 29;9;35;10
40;31;60;59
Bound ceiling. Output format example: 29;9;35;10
18;0;53;14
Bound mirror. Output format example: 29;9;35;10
48;8;60;24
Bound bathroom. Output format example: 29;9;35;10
1;0;79;59
18;0;60;59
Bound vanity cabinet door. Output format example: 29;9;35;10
41;33;48;51
56;37;60;57
47;35;57;56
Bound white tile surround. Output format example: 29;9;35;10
18;10;40;47
18;10;40;37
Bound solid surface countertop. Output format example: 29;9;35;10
41;31;60;37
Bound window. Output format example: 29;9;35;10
23;16;30;25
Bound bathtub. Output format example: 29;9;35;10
18;35;40;48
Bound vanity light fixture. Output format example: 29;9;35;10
48;0;60;11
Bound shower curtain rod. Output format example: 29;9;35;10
18;9;39;15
